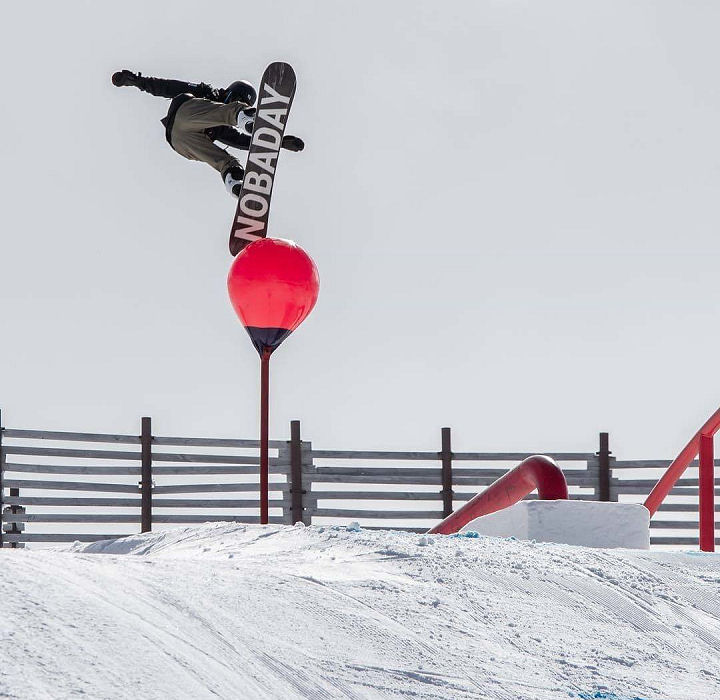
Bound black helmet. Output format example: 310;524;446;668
224;80;257;106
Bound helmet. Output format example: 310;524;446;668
224;80;257;106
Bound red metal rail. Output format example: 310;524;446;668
428;455;568;535
644;406;720;551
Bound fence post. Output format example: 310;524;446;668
300;437;315;525
7;487;23;549
0;408;4;549
140;416;152;533
597;432;611;502
289;420;306;524
441;427;453;518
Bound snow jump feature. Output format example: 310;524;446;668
428;455;568;535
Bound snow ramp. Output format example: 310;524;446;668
1;523;720;699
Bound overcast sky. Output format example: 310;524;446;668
1;1;720;460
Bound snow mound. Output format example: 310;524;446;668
1;523;719;699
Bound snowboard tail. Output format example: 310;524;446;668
229;62;297;256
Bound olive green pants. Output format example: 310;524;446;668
170;99;242;174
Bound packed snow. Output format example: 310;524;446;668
1;523;720;699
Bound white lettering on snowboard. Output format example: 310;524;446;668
258;108;287;130
234;215;264;242
261;83;291;105
232;80;293;245
245;172;272;196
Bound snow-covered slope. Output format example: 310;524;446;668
1;524;719;699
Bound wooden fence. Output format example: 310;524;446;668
1;412;717;548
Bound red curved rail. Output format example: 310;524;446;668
644;405;720;551
428;455;569;535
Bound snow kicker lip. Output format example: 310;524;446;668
230;62;297;256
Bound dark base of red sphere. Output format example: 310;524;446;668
244;326;293;356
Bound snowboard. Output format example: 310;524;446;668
229;62;297;256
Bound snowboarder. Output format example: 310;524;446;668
111;70;304;197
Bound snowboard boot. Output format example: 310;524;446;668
112;70;142;88
223;165;245;198
282;135;305;152
236;107;256;134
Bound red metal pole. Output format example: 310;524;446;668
260;349;271;524
699;433;715;552
645;405;720;516
428;455;568;535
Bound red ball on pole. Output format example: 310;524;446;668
227;237;319;525
228;238;319;356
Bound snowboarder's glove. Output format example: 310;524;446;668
195;82;223;101
282;135;305;152
112;70;142;88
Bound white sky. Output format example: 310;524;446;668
1;1;720;460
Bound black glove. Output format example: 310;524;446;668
282;135;305;152
111;70;141;87
195;82;223;101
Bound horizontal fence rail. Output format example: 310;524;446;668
0;413;296;547
306;443;599;531
0;413;716;548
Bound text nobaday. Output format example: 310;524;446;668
233;84;291;242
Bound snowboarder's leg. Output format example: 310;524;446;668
171;130;240;174
171;129;246;197
170;99;247;177
174;98;245;130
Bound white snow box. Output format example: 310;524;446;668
461;500;650;549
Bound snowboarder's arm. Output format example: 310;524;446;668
112;70;224;101
207;126;251;150
210;106;304;152
209;125;304;153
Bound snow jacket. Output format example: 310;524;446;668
129;75;250;149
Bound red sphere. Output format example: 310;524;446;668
228;238;319;355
